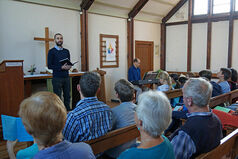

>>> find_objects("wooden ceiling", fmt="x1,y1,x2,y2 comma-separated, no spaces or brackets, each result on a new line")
17,0,180,23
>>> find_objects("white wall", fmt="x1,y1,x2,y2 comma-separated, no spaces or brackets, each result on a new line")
134,20,161,71
191,23,207,72
211,21,229,73
232,20,238,71
0,0,81,73
166,24,188,71
88,14,127,101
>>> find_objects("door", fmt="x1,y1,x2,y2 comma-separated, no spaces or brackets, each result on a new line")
135,41,154,79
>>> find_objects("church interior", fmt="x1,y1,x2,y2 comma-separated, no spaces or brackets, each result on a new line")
0,0,238,158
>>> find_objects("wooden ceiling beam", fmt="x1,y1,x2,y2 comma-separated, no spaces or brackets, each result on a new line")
80,0,95,10
162,0,188,23
128,0,149,18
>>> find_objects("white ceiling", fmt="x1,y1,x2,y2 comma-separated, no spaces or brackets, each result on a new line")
18,0,180,23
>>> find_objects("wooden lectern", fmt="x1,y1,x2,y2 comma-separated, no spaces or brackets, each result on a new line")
0,60,24,117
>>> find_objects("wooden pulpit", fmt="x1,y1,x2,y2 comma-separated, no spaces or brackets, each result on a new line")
0,60,24,117
94,68,107,103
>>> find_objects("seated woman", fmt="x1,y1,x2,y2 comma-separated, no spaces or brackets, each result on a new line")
157,71,172,92
118,91,175,159
18,91,95,159
105,79,137,158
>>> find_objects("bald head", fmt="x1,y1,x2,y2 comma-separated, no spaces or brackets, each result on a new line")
133,58,140,68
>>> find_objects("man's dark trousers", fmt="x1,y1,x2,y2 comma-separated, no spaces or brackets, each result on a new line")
52,77,70,111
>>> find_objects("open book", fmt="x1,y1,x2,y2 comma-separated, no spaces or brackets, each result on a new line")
59,58,78,66
1,115,33,142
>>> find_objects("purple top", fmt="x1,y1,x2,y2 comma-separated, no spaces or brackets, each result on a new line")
33,140,95,159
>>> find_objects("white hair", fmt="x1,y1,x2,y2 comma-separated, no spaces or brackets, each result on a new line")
183,78,212,107
136,91,172,138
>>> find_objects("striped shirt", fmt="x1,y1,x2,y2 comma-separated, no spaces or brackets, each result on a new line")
63,97,112,142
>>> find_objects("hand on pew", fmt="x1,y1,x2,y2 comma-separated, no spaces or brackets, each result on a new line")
6,139,18,159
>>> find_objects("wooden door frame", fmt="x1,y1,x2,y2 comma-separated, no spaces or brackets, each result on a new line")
135,40,154,72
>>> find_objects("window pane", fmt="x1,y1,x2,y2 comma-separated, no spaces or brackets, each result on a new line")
213,0,230,14
194,0,208,15
236,0,238,11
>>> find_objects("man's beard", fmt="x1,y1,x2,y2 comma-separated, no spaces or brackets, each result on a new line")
56,41,63,46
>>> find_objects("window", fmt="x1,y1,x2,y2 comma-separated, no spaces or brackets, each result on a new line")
213,0,230,14
236,0,238,11
193,0,208,15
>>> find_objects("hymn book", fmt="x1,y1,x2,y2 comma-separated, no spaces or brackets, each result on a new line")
1,115,33,142
59,58,78,66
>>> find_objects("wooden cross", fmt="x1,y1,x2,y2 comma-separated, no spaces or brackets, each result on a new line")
34,27,54,66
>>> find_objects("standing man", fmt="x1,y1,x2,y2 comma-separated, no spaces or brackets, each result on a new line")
128,58,142,100
48,33,71,111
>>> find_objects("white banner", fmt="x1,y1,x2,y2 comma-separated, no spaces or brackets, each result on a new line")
105,38,116,61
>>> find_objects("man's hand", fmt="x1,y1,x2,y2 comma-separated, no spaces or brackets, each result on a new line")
61,63,72,70
232,108,238,116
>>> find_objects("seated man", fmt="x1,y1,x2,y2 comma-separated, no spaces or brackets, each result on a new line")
128,58,142,101
170,78,223,159
199,69,222,97
106,79,137,158
18,92,95,159
217,68,231,94
63,72,112,142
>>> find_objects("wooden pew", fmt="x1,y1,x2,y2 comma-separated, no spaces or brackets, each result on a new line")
86,125,139,155
85,89,183,155
197,128,238,159
165,89,183,99
167,71,218,79
209,89,238,108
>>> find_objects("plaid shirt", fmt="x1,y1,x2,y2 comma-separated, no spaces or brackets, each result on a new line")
171,112,212,159
63,97,112,142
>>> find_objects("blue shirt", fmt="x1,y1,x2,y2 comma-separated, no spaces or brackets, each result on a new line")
33,140,95,159
47,47,70,78
118,136,175,159
63,97,112,142
171,111,214,159
210,81,222,97
112,102,136,129
157,84,170,92
16,143,38,159
218,81,230,94
106,102,136,158
128,65,141,82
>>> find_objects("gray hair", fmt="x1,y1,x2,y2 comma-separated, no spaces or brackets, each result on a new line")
136,91,172,138
114,79,134,102
183,78,212,107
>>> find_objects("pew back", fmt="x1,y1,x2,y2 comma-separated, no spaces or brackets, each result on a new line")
209,89,238,108
86,125,139,155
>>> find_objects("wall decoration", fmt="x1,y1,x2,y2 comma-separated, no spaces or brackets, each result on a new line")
100,34,119,68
